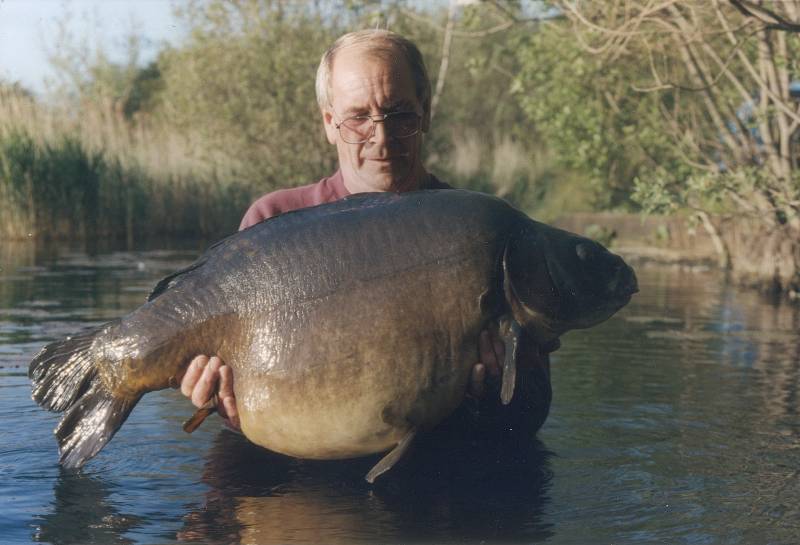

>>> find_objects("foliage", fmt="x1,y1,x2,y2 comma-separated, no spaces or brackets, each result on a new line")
0,131,100,237
372,1,573,215
513,20,696,210
156,0,340,191
124,61,165,119
548,1,800,226
151,0,563,211
0,91,250,241
537,0,800,291
1,0,596,240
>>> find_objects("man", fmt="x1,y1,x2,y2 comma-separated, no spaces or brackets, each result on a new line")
179,29,551,436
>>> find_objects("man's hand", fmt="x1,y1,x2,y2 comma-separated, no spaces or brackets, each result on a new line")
469,329,505,399
179,329,506,432
178,355,240,430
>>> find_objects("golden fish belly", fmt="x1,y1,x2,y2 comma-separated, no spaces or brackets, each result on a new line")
233,257,490,459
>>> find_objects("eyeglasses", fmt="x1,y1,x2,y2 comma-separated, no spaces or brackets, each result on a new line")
334,111,422,144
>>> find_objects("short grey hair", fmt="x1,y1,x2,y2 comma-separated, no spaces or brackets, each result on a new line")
315,30,431,114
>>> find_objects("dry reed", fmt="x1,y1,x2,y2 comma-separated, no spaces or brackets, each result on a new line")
0,90,249,242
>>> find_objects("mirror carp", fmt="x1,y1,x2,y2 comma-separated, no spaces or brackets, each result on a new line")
29,190,637,481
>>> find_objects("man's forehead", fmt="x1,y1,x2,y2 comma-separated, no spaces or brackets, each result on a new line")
329,46,417,111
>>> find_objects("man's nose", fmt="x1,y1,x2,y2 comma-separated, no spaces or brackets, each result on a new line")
368,119,390,144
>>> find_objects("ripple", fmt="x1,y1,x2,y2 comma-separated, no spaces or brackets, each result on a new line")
2,256,800,544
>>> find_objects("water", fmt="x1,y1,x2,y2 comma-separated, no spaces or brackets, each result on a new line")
2,241,799,544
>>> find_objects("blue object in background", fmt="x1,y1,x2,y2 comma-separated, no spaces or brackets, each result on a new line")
790,80,800,99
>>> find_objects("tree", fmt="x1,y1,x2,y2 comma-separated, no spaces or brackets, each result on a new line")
156,0,340,191
546,0,800,293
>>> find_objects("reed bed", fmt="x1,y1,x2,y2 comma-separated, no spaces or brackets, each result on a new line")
0,89,562,242
0,91,251,242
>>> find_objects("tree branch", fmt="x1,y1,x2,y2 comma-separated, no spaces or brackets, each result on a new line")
430,0,457,122
729,0,800,33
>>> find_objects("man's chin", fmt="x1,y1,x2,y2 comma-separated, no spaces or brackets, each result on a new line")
359,170,412,192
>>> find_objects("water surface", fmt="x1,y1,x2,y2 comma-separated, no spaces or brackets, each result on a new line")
1,241,799,544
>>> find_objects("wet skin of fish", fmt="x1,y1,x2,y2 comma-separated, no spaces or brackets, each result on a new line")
29,190,638,481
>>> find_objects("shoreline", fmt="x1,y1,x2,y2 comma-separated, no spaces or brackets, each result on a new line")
554,211,720,267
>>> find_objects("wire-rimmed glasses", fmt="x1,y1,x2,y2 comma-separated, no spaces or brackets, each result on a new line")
334,111,421,144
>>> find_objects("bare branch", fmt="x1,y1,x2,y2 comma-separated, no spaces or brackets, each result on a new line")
667,6,750,163
729,0,800,33
696,210,731,267
430,0,456,122
399,8,515,38
712,1,800,126
398,0,560,39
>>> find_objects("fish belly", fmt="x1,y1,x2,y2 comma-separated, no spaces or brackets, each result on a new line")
234,257,490,459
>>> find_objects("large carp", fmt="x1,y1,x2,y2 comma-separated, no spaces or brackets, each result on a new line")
29,190,637,481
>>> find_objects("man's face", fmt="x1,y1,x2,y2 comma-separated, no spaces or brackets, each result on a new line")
322,46,429,194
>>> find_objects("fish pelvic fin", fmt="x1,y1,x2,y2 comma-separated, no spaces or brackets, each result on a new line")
365,428,418,484
28,320,137,468
498,315,521,406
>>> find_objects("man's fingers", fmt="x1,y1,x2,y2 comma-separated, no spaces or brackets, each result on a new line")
181,355,209,397
221,395,240,430
190,356,223,408
217,365,238,422
469,363,486,398
179,354,240,430
218,364,235,400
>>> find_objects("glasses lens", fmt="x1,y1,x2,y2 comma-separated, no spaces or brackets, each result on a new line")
340,116,372,143
385,112,420,138
338,112,421,143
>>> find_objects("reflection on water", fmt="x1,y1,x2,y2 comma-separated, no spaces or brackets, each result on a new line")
2,242,800,544
34,471,141,545
176,429,552,544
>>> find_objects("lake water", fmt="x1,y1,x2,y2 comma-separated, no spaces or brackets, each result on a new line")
1,240,799,544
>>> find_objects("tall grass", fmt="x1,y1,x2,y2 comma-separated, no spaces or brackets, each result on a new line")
439,129,593,221
0,90,251,242
1,88,572,243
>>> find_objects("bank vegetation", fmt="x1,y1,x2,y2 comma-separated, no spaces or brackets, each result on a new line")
1,0,799,295
0,1,571,245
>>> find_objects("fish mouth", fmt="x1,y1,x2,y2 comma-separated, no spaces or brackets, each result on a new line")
619,264,639,297
610,265,638,310
564,261,638,329
604,259,638,300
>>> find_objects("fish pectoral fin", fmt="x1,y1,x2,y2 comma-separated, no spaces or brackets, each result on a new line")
365,428,418,484
182,396,218,433
498,314,522,405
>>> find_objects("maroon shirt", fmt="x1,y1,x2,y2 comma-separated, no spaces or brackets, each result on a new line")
239,170,451,230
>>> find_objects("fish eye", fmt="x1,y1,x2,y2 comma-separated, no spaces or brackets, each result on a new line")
575,242,595,262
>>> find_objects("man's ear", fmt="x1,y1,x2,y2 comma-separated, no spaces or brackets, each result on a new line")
322,108,338,145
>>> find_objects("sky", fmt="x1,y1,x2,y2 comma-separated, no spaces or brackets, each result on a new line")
0,0,561,96
0,0,185,95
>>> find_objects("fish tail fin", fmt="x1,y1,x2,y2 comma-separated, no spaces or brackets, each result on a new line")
55,382,138,468
28,321,137,468
29,325,106,412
